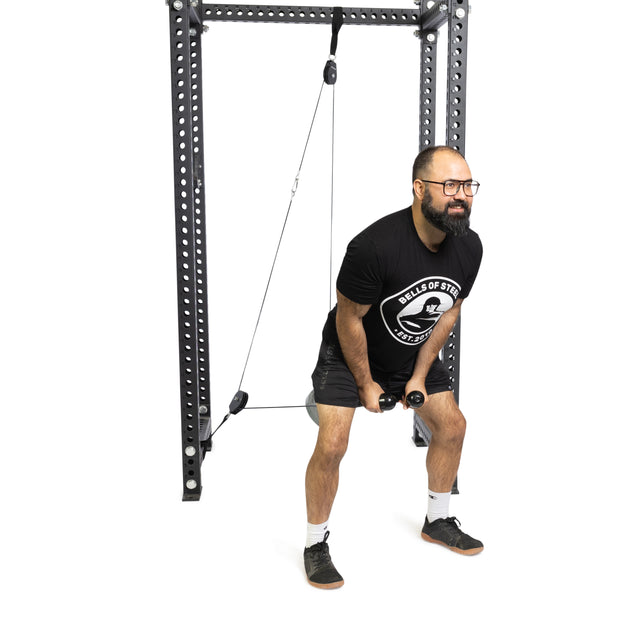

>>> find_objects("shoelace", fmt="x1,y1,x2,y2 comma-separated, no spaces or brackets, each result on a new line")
310,543,329,560
442,516,462,528
308,532,331,564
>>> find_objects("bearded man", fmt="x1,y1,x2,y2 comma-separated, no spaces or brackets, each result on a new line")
303,146,484,589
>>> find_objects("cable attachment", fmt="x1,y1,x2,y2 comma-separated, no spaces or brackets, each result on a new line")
229,390,249,415
323,7,343,85
291,172,300,198
210,390,249,439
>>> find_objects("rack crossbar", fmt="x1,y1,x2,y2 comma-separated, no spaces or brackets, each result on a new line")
202,4,420,26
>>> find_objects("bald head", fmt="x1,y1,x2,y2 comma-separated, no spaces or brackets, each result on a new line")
412,146,466,183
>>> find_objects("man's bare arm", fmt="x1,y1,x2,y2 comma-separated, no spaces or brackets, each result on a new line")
404,298,463,407
335,290,385,412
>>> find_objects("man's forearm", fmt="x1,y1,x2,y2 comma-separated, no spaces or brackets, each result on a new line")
336,311,374,390
411,302,462,380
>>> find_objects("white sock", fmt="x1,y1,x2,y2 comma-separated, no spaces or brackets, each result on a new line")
427,490,451,523
306,521,329,548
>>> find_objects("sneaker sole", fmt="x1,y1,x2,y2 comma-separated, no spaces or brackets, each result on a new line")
421,532,484,555
307,577,345,590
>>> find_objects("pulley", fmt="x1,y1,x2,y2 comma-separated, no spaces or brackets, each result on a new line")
210,8,346,438
323,7,343,86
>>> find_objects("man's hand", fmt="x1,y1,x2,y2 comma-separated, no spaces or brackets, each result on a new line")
402,378,428,410
358,381,387,413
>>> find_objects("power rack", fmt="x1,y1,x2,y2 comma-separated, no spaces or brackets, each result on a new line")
167,1,471,500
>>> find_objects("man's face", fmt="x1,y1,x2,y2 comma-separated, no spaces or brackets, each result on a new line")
419,152,473,237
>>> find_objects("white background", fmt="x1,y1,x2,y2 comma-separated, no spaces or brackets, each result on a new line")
2,1,639,638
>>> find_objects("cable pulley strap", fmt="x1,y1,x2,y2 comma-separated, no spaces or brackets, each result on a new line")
323,7,343,85
329,7,343,57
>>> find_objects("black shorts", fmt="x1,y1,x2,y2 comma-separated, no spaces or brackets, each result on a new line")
311,340,452,408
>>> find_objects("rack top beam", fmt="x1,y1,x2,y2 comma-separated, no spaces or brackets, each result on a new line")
202,4,420,26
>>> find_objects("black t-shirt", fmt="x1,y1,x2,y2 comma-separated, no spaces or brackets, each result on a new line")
322,207,483,373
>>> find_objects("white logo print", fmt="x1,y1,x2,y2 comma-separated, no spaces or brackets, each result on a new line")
380,277,461,346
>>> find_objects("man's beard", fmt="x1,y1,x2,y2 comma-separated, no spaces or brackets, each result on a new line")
421,192,471,237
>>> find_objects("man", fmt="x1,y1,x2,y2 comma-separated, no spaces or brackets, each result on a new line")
303,146,484,589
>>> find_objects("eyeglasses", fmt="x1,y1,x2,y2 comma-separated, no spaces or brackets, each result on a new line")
419,179,480,197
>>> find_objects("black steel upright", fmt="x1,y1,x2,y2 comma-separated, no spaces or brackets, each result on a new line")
412,1,470,472
441,0,469,405
168,1,213,501
168,1,471,499
419,26,437,148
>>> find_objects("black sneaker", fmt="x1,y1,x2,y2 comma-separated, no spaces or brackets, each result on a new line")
303,531,344,589
421,516,484,555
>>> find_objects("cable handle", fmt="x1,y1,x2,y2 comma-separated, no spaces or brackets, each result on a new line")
379,391,425,411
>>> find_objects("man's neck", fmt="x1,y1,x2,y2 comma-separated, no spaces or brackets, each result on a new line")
412,202,446,253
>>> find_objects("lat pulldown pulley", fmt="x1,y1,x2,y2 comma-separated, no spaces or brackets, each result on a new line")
215,8,345,436
209,390,250,440
323,7,343,84
213,8,423,437
229,391,249,415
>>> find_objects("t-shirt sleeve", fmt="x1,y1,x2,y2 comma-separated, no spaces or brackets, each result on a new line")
459,234,483,298
336,233,384,305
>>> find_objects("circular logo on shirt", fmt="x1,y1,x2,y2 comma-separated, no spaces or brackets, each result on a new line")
380,277,461,345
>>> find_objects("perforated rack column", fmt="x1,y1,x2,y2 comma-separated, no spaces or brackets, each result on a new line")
419,29,437,149
442,0,469,405
167,1,471,499
412,2,470,485
169,0,212,501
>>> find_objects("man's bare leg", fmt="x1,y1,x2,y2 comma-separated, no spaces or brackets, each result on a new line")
305,403,355,524
415,390,483,555
414,390,466,493
303,403,355,589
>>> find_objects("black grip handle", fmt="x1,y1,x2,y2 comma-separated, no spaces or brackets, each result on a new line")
406,390,425,409
378,393,397,411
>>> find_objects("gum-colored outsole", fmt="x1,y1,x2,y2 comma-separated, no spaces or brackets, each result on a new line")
421,532,484,556
307,578,345,589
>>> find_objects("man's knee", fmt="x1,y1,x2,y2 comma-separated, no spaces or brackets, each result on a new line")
316,432,350,466
444,410,466,446
418,396,467,446
313,404,354,466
